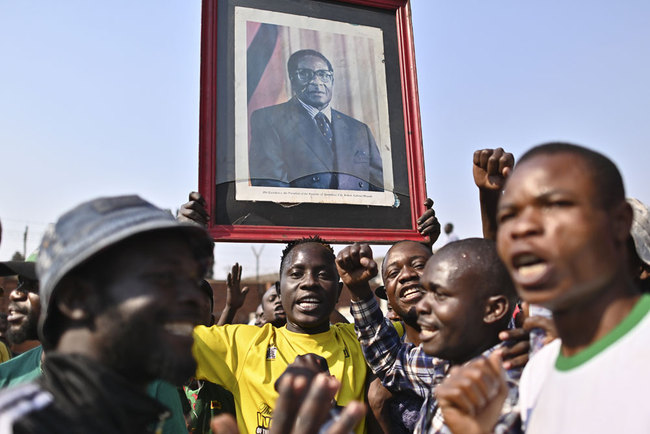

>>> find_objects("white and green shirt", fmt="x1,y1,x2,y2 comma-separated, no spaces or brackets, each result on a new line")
519,294,650,433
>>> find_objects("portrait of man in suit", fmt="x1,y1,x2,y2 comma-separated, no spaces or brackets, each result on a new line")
248,49,384,191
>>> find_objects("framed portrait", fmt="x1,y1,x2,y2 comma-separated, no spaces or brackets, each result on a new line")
199,0,427,243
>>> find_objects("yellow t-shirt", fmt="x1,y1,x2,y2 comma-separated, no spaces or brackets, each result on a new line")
0,341,10,363
193,323,370,434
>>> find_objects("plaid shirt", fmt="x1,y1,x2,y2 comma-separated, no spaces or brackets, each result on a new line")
351,297,522,434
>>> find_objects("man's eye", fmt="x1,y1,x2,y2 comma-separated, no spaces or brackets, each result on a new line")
319,271,334,280
547,200,573,208
497,210,514,224
412,261,425,269
433,291,446,301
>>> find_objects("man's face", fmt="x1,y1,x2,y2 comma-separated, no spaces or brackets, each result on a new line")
262,286,286,327
279,243,339,334
92,232,204,385
382,241,432,329
7,278,41,345
496,153,625,311
415,254,488,363
291,55,333,110
254,304,264,327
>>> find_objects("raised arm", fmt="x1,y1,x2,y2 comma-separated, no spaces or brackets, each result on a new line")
216,263,250,326
336,243,446,397
473,148,514,240
417,198,442,247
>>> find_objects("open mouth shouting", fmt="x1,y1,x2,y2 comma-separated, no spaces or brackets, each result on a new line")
163,321,195,338
511,252,551,288
417,319,439,343
295,295,323,314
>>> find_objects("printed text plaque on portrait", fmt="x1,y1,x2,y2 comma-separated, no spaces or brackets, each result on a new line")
199,0,427,243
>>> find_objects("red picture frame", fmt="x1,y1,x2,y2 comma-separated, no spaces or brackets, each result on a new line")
198,0,426,244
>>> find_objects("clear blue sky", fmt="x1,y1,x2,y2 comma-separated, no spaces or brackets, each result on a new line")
1,1,649,279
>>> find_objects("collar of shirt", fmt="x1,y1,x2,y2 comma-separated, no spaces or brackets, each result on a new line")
297,98,332,122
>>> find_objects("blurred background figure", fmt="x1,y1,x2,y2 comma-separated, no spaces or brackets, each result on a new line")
443,222,459,244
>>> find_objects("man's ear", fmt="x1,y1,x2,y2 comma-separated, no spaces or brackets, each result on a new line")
54,276,98,321
611,200,634,245
483,295,509,324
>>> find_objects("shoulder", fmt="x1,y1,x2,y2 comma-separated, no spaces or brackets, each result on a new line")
0,346,42,385
330,322,358,336
520,339,561,395
0,382,54,429
331,109,369,129
251,100,300,120
194,323,277,344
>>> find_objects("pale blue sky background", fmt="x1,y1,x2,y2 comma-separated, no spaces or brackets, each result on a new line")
1,1,649,279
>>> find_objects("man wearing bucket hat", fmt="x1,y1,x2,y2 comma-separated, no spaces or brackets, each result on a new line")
0,195,213,433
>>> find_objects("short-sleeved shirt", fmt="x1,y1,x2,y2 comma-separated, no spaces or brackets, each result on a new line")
193,323,384,434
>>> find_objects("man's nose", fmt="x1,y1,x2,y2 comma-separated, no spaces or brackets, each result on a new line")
398,265,419,283
509,207,543,240
9,288,26,301
300,271,318,288
415,293,433,316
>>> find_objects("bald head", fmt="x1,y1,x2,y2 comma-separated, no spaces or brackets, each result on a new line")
434,238,517,317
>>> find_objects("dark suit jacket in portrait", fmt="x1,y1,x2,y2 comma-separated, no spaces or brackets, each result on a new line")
248,98,384,191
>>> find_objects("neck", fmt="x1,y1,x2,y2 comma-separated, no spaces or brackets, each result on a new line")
403,323,421,345
285,322,330,335
553,277,640,357
449,333,501,366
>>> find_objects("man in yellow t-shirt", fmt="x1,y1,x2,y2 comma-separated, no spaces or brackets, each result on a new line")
193,237,377,434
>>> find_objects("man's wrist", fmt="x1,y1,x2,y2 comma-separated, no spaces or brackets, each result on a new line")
345,282,374,301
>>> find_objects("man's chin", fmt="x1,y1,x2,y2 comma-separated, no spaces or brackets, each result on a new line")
401,309,420,330
7,326,31,346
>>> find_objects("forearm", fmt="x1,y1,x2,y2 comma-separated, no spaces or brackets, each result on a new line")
216,306,237,326
351,297,433,397
479,189,500,241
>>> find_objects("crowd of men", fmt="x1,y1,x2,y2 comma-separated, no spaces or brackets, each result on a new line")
0,143,648,433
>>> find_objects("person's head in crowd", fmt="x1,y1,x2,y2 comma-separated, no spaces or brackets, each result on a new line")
263,282,286,327
288,49,334,110
385,303,400,321
37,195,213,387
496,142,634,311
444,223,453,235
198,280,215,327
0,253,40,346
254,304,264,327
278,236,341,334
627,198,650,293
376,240,432,331
416,238,517,364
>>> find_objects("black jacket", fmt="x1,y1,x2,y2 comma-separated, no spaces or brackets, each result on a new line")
0,353,170,433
